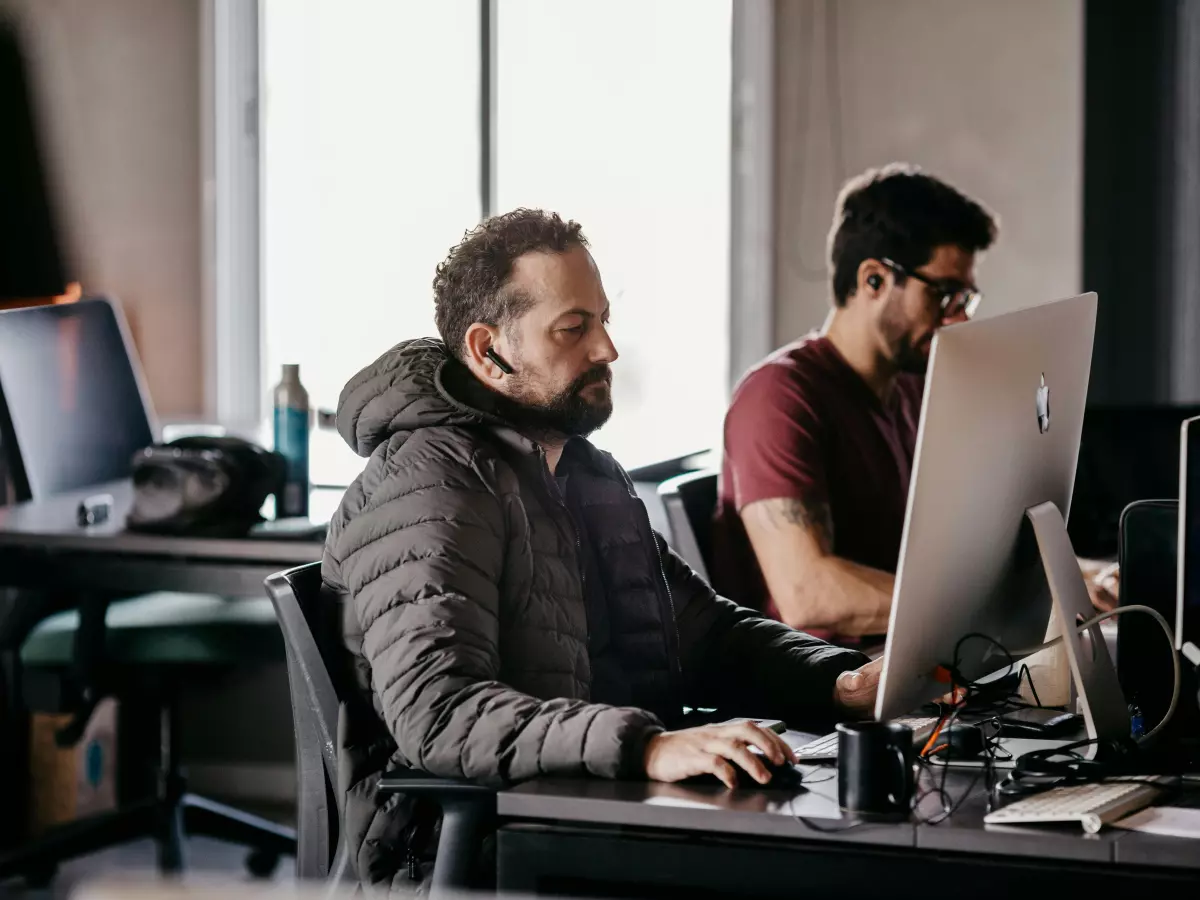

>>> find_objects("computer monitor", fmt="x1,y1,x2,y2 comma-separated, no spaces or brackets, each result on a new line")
0,297,156,500
875,293,1112,724
1177,416,1200,652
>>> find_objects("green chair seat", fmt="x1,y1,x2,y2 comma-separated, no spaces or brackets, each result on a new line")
20,593,285,667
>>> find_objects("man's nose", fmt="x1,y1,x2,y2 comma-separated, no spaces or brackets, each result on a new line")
591,324,619,364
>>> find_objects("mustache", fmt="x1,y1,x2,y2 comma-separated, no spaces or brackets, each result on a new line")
571,365,612,391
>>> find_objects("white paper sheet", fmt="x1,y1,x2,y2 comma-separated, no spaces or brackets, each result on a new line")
1114,805,1200,839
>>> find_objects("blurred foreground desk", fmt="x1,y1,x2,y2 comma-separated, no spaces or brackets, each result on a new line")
496,732,1200,900
0,479,335,598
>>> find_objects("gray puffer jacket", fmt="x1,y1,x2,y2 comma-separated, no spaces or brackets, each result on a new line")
321,339,867,893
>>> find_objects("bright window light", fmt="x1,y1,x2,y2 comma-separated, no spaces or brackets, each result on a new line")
261,0,731,480
262,0,480,483
496,0,732,469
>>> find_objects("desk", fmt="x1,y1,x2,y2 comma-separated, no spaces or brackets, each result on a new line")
0,479,337,597
496,731,1200,899
0,479,339,852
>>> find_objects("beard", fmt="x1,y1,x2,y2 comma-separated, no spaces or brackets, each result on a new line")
893,336,931,375
497,364,614,440
880,294,932,375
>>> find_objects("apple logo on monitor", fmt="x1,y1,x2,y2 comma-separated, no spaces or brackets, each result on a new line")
1036,373,1051,434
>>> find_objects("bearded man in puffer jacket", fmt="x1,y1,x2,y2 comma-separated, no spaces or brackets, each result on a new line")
322,208,883,893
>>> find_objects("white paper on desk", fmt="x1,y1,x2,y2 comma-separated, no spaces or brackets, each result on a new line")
1114,806,1200,839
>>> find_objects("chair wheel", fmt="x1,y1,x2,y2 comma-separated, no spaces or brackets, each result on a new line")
246,849,280,879
24,862,58,888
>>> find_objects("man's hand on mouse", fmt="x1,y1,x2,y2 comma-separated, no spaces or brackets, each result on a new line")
642,720,796,790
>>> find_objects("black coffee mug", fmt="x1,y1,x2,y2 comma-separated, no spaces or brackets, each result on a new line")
837,721,915,817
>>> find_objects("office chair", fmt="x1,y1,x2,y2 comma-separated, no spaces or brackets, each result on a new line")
0,595,298,885
657,469,719,581
626,449,712,484
0,298,297,882
264,562,495,896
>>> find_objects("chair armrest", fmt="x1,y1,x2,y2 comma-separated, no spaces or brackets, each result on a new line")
378,767,495,893
378,767,494,798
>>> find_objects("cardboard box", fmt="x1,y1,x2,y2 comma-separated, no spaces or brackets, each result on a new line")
28,697,118,835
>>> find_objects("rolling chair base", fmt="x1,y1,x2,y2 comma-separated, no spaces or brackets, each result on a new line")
0,698,297,887
0,788,296,885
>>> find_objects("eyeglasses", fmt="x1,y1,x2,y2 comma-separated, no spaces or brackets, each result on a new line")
880,258,983,320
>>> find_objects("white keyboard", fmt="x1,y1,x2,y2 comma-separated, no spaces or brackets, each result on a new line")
793,716,941,761
984,778,1167,834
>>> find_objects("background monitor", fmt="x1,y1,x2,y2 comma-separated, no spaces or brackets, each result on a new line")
0,297,156,500
1069,404,1200,559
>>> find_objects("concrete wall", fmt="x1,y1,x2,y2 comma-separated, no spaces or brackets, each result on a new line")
1,0,203,416
773,0,1084,344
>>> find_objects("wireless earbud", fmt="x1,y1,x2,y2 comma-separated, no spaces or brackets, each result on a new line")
485,347,514,375
867,273,883,290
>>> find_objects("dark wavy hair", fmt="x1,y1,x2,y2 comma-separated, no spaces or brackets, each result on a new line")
827,164,998,307
433,208,588,358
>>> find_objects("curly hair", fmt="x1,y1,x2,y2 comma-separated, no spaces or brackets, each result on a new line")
433,208,589,358
827,163,998,307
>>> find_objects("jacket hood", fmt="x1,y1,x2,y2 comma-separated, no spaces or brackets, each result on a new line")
336,338,510,457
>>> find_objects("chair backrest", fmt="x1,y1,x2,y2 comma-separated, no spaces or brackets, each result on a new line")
657,469,718,581
264,561,349,882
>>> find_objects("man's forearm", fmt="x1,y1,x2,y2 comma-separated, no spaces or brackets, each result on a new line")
740,496,894,637
774,555,894,636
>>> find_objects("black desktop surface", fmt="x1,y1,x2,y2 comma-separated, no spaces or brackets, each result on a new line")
0,298,154,500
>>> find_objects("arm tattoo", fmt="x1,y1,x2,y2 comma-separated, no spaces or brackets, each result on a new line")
763,497,834,552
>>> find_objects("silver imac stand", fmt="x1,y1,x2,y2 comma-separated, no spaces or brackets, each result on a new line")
1025,501,1130,758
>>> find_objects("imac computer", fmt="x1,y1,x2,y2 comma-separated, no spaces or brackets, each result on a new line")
873,292,1129,750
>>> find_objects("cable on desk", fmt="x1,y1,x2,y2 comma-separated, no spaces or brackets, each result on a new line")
910,632,1036,824
1018,663,1042,707
1010,604,1180,743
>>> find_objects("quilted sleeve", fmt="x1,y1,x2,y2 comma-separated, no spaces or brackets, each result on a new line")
332,443,662,786
662,533,868,723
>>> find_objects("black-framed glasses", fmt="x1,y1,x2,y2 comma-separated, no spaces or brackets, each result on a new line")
880,257,983,320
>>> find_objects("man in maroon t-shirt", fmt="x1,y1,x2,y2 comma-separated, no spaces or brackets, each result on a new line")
713,164,1117,646
713,165,995,646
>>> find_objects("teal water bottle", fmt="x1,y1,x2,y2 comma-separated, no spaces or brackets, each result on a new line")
273,364,310,518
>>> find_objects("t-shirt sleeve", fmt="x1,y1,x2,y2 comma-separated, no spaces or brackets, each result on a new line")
723,362,828,511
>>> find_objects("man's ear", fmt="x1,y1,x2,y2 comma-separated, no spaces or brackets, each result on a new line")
856,259,891,302
464,323,506,381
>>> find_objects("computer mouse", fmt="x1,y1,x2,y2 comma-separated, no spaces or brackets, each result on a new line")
736,759,806,790
688,759,806,790
931,724,986,760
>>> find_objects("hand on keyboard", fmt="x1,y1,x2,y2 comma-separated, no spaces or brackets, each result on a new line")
834,658,883,716
834,658,967,719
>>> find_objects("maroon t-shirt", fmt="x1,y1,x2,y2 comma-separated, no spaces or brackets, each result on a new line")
711,334,924,643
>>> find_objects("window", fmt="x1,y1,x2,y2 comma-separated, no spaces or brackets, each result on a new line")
496,0,732,468
261,0,480,484
258,0,732,480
